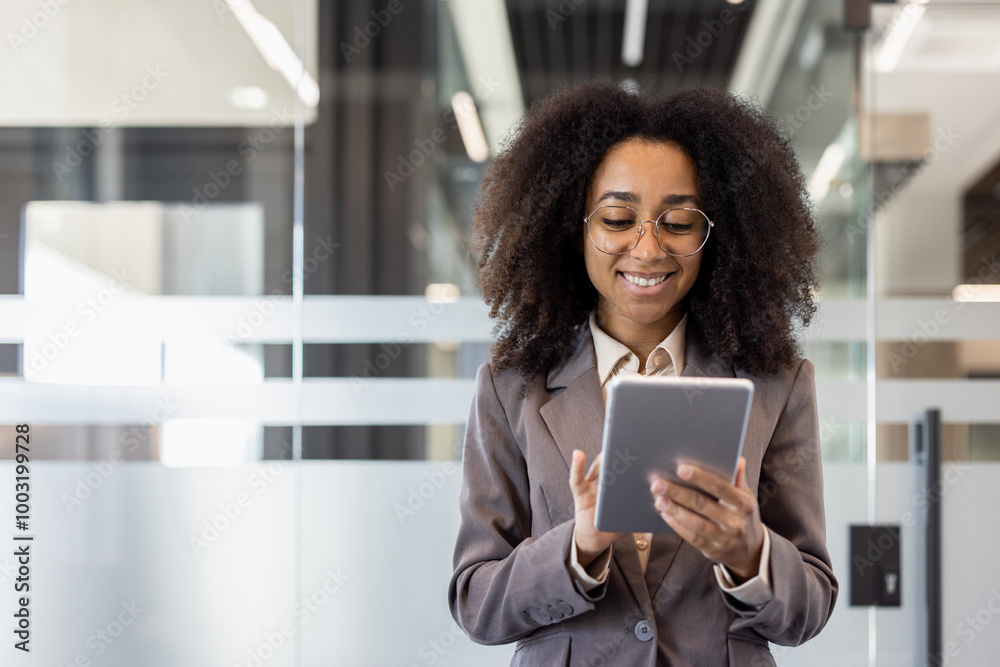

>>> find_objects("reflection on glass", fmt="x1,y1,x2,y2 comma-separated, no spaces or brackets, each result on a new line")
23,200,265,385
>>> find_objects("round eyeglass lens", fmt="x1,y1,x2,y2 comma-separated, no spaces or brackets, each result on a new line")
586,206,710,256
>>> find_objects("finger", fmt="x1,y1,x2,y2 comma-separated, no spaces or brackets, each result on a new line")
735,457,749,490
677,463,754,515
654,481,736,530
658,509,698,548
649,475,666,495
657,498,718,551
569,449,584,489
585,452,603,482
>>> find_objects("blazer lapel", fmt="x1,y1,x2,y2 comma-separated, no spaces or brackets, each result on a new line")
539,329,605,470
539,328,651,612
612,532,655,619
644,328,736,600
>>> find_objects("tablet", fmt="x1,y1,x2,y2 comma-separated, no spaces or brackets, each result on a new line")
594,375,754,534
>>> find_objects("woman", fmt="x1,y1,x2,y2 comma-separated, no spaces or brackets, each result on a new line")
448,82,837,666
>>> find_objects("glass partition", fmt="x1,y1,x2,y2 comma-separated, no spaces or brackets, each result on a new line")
1,0,310,664
864,2,1000,665
4,0,998,664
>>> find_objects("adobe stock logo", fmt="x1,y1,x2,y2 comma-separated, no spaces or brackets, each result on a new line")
394,462,458,523
51,66,169,182
7,0,73,54
672,5,747,72
600,449,639,487
339,0,414,63
24,268,135,380
545,0,585,30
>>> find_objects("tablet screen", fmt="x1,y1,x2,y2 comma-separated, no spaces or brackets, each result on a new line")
594,376,754,534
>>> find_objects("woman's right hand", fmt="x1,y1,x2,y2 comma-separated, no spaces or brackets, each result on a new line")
569,449,622,567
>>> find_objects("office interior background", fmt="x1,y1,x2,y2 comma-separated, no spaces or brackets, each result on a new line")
0,0,998,664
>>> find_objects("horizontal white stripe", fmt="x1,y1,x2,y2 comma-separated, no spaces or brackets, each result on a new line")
0,296,998,343
0,378,476,425
0,378,998,424
0,295,495,343
813,379,1000,423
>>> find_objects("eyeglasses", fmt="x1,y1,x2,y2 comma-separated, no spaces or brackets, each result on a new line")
583,205,714,257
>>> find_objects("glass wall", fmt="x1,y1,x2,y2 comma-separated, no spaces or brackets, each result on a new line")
864,2,1000,665
1,0,998,665
2,1,310,664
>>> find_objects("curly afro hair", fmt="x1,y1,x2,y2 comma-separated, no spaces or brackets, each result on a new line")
472,81,820,380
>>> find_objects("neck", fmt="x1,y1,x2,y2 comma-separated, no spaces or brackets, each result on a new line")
596,305,684,372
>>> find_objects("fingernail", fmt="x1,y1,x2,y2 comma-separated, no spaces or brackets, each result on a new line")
678,464,692,479
655,497,670,511
651,479,665,494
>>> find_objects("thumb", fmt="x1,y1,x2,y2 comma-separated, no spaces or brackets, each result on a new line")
585,451,603,482
735,457,749,490
569,449,585,489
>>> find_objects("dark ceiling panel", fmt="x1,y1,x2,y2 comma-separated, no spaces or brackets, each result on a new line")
506,0,757,105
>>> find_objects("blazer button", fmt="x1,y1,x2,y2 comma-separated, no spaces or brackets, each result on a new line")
556,601,574,615
634,620,653,641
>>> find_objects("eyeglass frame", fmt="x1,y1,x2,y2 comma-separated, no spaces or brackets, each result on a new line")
582,204,715,258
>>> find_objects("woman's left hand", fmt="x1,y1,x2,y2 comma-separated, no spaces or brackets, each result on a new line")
649,457,764,581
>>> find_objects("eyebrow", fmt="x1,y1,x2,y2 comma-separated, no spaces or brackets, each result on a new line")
595,191,701,207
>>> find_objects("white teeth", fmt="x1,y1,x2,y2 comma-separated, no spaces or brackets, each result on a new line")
624,273,667,287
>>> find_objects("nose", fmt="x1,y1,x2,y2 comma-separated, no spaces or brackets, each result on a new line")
630,220,667,262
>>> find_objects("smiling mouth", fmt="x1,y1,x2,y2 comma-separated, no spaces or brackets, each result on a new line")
621,272,673,287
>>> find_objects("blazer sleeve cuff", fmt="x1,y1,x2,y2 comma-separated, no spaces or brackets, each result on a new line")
714,529,773,608
516,519,609,622
724,526,837,647
568,525,612,598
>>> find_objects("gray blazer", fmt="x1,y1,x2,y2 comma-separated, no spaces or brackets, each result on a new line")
448,326,838,666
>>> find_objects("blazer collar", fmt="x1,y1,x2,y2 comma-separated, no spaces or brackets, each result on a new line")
544,319,730,389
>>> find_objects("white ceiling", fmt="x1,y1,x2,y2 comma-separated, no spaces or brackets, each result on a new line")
0,0,317,126
871,1,1000,195
870,1,1000,295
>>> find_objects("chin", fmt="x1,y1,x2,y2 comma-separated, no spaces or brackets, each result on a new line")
621,305,678,324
